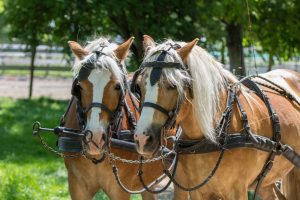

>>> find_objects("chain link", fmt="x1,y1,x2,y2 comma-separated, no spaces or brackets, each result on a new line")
36,131,82,158
100,148,176,164
36,127,175,164
91,145,175,164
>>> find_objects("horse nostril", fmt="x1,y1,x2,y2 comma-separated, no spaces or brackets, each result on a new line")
147,135,153,145
134,133,138,139
135,140,140,149
143,131,149,136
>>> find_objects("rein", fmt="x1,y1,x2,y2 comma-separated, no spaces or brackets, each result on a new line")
133,45,300,197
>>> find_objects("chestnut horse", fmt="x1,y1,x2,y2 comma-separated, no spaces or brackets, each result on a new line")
134,35,300,199
63,37,186,200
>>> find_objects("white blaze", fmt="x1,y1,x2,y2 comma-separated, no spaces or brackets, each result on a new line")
136,69,159,135
86,69,111,133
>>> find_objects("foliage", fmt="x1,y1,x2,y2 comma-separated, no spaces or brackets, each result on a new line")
2,0,300,73
252,0,300,60
3,0,55,48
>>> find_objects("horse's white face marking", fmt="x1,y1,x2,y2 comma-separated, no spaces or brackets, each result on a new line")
85,69,111,135
136,69,159,135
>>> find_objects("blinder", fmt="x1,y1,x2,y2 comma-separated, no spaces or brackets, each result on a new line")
131,44,192,129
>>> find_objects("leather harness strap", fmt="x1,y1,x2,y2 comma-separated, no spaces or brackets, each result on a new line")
140,102,172,117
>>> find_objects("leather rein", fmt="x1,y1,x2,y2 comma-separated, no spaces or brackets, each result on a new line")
132,45,300,198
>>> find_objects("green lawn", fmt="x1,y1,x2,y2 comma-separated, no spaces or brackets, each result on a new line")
0,97,258,200
0,97,143,200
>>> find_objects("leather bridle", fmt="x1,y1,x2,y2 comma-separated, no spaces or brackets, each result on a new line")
132,44,192,130
71,47,127,162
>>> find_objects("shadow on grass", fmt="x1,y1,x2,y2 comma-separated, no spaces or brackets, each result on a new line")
0,97,68,164
0,97,72,199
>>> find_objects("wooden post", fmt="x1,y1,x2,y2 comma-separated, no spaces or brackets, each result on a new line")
29,45,37,98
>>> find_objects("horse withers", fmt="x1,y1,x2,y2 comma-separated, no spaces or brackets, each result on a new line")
133,35,300,199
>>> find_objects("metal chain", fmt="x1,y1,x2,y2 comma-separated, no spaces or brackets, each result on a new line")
36,131,82,158
100,148,175,164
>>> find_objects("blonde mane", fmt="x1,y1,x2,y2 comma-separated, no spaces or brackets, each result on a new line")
72,37,126,86
144,39,238,142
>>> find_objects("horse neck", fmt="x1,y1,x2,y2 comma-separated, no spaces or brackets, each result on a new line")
178,88,228,140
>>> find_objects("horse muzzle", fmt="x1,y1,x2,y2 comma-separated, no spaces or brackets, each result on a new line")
82,129,107,155
134,129,160,157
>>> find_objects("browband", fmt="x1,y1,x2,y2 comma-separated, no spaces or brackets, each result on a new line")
140,61,185,69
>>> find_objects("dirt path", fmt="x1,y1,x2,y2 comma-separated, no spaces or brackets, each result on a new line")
0,75,72,99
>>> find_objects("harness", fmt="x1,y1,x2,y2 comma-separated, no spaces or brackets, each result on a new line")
132,45,300,198
34,47,138,164
32,43,300,198
32,47,178,194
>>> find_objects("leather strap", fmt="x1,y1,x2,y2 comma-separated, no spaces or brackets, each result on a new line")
84,102,114,117
140,102,172,117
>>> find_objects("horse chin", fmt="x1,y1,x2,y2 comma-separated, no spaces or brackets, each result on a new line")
140,143,160,159
84,138,106,156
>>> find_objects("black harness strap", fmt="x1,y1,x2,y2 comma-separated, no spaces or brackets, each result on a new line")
84,102,114,117
150,50,167,86
141,61,184,69
140,102,171,117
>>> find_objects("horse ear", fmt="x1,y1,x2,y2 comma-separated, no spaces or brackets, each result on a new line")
143,35,155,53
114,36,135,61
177,38,199,61
68,41,89,60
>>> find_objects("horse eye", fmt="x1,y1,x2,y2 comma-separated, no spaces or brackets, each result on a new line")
167,84,177,90
115,83,121,90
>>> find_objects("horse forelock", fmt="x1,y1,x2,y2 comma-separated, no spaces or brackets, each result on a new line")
142,40,192,101
72,37,125,89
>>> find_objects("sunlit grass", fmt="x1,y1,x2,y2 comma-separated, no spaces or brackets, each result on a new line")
0,97,142,199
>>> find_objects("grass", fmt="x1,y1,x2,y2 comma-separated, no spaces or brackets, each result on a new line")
0,97,258,200
0,97,69,199
0,97,142,200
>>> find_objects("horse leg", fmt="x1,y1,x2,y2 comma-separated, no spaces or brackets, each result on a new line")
103,189,130,200
259,183,286,200
225,186,248,200
67,170,94,200
141,191,157,200
282,167,300,200
173,186,188,200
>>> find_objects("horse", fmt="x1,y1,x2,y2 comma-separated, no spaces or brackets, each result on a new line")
62,37,186,200
133,35,300,199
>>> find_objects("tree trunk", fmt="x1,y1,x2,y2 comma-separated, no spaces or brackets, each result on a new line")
131,31,144,67
268,54,274,72
29,45,37,98
226,22,245,76
221,40,226,64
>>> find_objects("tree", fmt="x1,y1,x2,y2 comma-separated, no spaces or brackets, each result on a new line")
96,0,201,64
195,0,246,76
4,0,56,98
252,0,300,71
